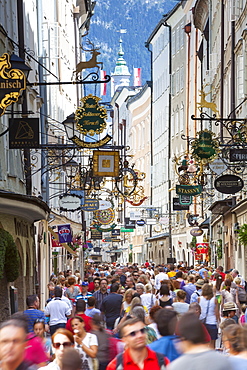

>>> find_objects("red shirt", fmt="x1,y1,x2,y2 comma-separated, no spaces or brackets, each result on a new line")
66,313,92,333
106,347,169,370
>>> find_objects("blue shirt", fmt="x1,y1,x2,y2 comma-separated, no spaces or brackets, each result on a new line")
23,309,46,333
148,335,181,362
190,289,202,303
183,283,196,304
75,292,92,306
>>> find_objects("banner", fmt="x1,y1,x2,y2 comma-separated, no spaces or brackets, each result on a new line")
51,233,62,248
196,242,209,254
134,67,141,86
100,70,107,96
57,224,72,243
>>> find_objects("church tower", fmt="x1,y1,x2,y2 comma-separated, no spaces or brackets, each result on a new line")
111,37,131,96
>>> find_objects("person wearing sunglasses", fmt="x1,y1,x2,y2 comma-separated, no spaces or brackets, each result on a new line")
42,328,74,369
106,318,169,370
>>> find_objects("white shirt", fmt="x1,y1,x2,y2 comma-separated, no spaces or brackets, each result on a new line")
154,272,169,290
45,298,71,326
41,359,60,369
75,333,98,370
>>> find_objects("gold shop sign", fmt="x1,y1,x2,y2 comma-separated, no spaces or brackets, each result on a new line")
0,53,26,116
72,94,112,148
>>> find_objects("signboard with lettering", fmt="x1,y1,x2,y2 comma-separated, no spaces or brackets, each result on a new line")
176,184,202,196
190,227,203,237
111,229,120,236
72,94,111,148
0,53,26,116
192,129,219,163
125,217,136,229
9,118,39,148
173,197,190,211
136,219,146,226
214,174,244,194
90,228,102,240
209,158,227,175
81,198,99,211
59,194,82,211
230,148,247,162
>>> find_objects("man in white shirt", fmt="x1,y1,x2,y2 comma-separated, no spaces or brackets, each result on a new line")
45,286,71,335
154,267,169,292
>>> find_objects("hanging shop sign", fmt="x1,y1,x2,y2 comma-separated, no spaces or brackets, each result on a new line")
214,174,244,194
93,150,120,177
57,224,72,243
176,184,202,196
136,219,146,226
98,200,112,210
90,228,102,240
9,118,39,148
72,94,111,148
0,53,26,116
95,208,115,225
120,228,134,232
59,194,82,211
81,198,99,211
94,223,117,232
209,158,227,175
191,129,219,163
179,194,192,206
230,148,247,162
111,228,120,236
190,227,203,237
196,242,209,254
173,197,190,211
125,217,136,229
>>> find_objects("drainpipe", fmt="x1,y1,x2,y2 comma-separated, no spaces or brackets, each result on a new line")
163,20,172,259
145,42,153,241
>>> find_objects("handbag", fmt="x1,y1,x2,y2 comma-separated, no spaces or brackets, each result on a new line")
201,299,210,324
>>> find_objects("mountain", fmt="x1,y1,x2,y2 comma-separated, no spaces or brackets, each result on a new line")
86,0,176,100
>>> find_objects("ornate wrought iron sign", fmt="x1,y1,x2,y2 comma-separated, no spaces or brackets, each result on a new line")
176,184,202,196
214,174,244,194
0,53,26,116
72,94,112,148
191,129,219,164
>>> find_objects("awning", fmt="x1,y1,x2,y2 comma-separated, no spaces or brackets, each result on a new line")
146,232,169,241
49,227,77,256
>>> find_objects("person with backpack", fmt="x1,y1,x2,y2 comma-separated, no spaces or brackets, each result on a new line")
190,279,204,303
106,318,169,370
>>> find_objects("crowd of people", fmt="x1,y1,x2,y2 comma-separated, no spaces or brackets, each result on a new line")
1,261,247,369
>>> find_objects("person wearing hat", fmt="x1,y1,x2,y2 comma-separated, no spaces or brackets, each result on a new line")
190,279,204,303
222,302,238,324
75,281,93,306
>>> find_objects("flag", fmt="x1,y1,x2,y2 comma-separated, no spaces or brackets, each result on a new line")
133,68,141,86
100,70,107,96
57,224,72,243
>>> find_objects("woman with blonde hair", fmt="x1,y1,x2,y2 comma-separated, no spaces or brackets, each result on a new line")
122,288,133,312
222,324,247,368
199,283,219,348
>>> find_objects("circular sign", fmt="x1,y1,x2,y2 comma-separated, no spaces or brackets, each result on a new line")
95,208,115,225
214,174,244,194
190,227,203,237
136,219,146,226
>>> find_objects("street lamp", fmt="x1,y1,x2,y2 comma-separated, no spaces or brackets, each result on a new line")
10,53,32,80
62,113,76,140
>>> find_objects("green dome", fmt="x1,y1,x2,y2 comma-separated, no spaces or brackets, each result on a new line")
113,38,131,76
